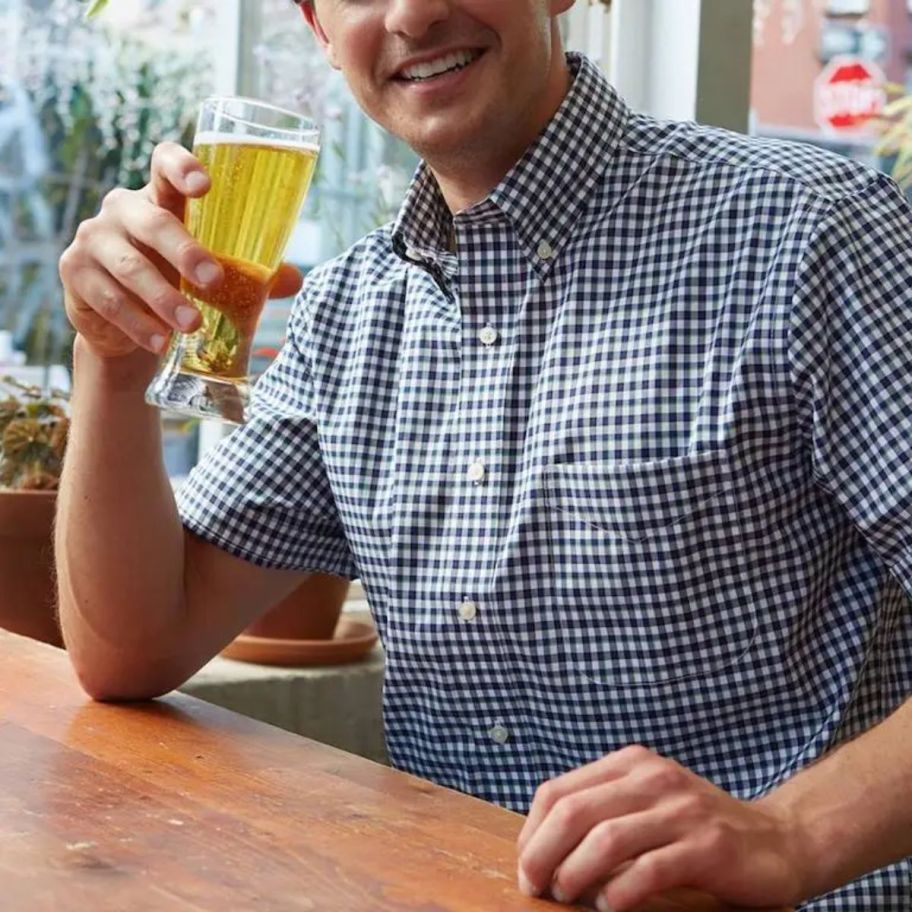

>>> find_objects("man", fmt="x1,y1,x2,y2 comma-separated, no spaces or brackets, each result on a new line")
56,0,912,909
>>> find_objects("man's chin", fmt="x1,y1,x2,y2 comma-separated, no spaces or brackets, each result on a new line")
398,117,489,164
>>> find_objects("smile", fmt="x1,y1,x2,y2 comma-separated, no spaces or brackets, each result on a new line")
395,48,485,83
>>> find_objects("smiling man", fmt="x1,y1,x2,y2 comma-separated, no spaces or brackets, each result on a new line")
56,1,912,910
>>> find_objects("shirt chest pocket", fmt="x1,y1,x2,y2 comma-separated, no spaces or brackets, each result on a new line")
542,450,757,686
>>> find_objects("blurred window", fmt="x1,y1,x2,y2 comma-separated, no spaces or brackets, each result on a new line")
0,0,219,370
751,0,912,188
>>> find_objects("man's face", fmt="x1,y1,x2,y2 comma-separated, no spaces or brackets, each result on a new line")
303,0,574,162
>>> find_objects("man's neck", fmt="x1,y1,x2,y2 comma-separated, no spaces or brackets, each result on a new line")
427,57,572,215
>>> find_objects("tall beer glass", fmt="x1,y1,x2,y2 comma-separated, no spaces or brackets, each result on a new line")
145,97,319,424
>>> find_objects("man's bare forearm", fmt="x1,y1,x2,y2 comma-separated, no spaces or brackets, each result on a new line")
56,335,186,694
760,696,912,901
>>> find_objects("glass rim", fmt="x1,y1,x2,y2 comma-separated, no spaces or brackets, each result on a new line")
200,94,319,141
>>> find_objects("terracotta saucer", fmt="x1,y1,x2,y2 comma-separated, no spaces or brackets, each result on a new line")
221,618,379,667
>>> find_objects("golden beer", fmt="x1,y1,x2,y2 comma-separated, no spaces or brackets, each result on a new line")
145,97,320,424
178,138,318,380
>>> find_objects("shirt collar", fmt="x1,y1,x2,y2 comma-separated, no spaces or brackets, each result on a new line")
392,53,630,275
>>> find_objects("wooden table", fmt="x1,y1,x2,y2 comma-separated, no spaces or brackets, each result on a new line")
0,630,791,911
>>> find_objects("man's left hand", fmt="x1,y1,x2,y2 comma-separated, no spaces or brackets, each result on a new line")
516,745,806,911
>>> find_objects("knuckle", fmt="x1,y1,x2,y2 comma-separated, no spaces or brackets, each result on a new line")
148,286,179,315
126,313,157,344
57,247,74,280
152,141,191,177
101,186,129,211
590,819,617,852
96,287,124,320
552,795,585,831
146,206,175,233
669,793,704,825
150,141,176,169
643,761,682,793
619,744,652,763
635,852,667,890
71,218,97,248
535,779,559,810
175,238,203,269
699,820,730,855
153,140,182,159
113,251,145,282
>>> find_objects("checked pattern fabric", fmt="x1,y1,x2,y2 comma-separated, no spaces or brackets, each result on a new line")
177,53,912,908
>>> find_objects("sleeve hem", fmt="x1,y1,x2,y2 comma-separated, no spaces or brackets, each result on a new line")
181,516,358,581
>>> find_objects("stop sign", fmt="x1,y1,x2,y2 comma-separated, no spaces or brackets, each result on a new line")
814,55,886,134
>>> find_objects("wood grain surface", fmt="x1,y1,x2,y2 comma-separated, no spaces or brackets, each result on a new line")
0,630,791,912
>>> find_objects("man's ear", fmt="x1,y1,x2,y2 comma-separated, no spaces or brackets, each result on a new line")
301,1,341,70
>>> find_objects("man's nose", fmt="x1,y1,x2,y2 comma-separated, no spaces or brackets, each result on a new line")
384,0,450,39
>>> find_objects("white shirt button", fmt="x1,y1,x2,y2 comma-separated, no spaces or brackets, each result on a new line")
405,245,419,260
479,325,498,346
458,600,478,621
467,460,486,484
489,724,509,745
537,240,555,260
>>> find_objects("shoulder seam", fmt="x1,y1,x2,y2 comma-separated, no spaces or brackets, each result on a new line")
622,115,883,206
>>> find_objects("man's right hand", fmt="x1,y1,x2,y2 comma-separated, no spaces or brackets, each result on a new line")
59,141,224,361
60,139,306,370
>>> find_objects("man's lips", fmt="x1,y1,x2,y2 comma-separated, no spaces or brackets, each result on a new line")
390,47,487,83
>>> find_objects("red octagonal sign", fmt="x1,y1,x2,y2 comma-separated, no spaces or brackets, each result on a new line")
814,55,886,134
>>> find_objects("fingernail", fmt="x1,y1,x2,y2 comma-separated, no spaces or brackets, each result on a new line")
175,306,198,331
184,171,208,193
597,897,615,912
194,260,220,286
150,334,167,353
551,883,570,903
517,869,539,897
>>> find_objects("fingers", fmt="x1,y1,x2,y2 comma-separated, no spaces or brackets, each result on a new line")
87,234,201,336
597,843,696,912
548,810,670,906
269,261,304,299
518,746,651,853
64,277,171,356
518,781,648,899
146,141,211,214
118,195,223,291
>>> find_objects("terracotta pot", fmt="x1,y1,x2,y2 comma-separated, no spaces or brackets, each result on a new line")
0,490,62,648
242,572,350,641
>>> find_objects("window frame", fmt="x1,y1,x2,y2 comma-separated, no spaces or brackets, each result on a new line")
605,0,753,131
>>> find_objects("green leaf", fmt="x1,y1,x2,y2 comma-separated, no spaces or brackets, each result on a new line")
882,96,912,117
84,0,111,20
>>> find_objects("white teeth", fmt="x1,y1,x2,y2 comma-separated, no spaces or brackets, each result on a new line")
400,49,479,82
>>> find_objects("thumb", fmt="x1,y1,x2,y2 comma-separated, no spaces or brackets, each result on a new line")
269,262,304,299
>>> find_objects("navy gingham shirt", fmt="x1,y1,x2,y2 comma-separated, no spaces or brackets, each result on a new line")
178,54,912,908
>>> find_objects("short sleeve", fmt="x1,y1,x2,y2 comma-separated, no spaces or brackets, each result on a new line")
789,172,912,597
175,280,358,579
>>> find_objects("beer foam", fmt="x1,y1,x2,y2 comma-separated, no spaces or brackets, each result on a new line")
194,132,319,154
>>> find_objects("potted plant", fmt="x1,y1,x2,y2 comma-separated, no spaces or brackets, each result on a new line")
874,83,912,191
0,376,69,646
